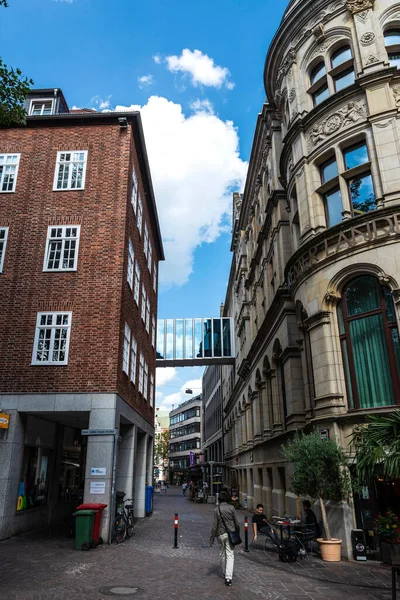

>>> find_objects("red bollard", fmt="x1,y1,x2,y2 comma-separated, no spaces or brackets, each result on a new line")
244,516,250,552
173,513,179,549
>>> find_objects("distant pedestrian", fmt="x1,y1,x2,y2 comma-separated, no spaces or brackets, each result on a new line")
210,490,240,587
182,482,187,496
164,482,168,493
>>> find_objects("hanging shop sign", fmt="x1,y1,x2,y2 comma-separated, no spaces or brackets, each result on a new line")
0,413,10,430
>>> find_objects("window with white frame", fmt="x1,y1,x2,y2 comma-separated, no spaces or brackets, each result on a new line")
146,298,150,333
127,239,134,289
139,352,144,394
131,167,138,214
44,226,80,271
54,151,88,191
308,45,355,107
141,284,147,322
32,312,72,365
150,373,154,407
30,100,53,116
134,261,140,305
147,240,152,273
123,323,131,374
137,193,143,235
144,223,149,260
0,154,20,193
0,227,9,273
153,262,157,292
130,335,137,384
152,315,156,347
143,360,148,400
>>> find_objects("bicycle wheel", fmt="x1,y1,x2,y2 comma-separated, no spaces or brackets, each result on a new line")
113,515,127,544
126,510,134,538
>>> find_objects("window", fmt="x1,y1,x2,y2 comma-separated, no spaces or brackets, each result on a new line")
54,151,87,191
0,154,20,192
127,239,134,289
130,335,137,384
44,226,80,271
137,193,143,235
123,323,131,374
153,262,157,292
131,167,138,213
147,240,152,273
146,298,150,333
150,374,154,407
30,100,53,116
134,262,140,305
32,312,72,365
317,140,375,227
144,223,149,259
385,29,400,69
0,227,9,272
308,45,354,107
139,353,144,394
337,276,400,409
143,361,148,400
152,316,156,347
141,285,146,322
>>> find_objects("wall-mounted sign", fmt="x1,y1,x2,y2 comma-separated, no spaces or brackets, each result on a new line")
90,481,106,495
0,413,10,430
91,467,106,476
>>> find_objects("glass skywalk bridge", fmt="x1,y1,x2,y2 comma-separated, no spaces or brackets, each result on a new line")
156,317,235,367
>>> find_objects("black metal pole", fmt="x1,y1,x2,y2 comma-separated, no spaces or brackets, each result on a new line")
173,513,178,549
244,516,249,552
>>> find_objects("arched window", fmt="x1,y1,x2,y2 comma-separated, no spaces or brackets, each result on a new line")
310,61,329,106
330,46,355,92
308,43,355,108
384,29,400,70
337,276,400,409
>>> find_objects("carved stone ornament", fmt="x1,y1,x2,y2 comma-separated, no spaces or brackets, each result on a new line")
355,10,369,22
360,31,375,45
289,88,296,103
324,290,341,305
393,85,400,108
366,54,379,65
307,100,367,150
310,36,342,61
276,49,296,86
346,0,375,14
313,23,325,41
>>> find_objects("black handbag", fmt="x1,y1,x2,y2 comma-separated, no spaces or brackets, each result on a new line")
218,507,242,546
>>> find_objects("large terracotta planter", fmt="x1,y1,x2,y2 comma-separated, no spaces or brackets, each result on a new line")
381,542,400,566
317,538,342,562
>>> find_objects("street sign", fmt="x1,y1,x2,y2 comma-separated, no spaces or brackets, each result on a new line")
81,428,118,436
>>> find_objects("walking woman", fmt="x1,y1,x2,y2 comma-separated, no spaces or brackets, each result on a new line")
210,490,240,586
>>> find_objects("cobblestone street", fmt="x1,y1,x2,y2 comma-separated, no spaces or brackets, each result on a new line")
0,487,397,600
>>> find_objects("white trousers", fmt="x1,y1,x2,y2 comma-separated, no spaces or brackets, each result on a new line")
218,533,234,580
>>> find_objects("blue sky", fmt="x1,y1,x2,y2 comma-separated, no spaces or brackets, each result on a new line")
1,0,287,408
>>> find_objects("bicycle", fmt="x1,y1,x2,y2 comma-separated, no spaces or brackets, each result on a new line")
113,496,135,543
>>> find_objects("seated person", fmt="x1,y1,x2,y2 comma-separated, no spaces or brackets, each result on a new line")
252,504,281,546
301,500,320,537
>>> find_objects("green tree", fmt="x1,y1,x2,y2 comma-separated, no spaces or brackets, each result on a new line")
154,430,170,465
282,432,352,540
0,1,33,126
349,410,400,487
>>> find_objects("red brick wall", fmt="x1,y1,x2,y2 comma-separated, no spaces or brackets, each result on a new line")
0,121,159,425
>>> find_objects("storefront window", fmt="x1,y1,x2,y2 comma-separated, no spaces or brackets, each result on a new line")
17,445,52,511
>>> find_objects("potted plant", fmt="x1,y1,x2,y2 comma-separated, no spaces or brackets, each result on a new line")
375,511,400,566
283,431,352,562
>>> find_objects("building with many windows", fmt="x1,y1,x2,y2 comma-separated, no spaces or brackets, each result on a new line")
0,88,164,540
222,0,400,559
168,395,202,485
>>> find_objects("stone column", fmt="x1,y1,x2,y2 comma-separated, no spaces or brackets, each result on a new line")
253,467,262,507
0,409,25,540
246,468,254,512
134,432,148,519
116,424,136,501
245,405,253,447
252,388,263,443
270,370,283,434
262,467,273,519
272,467,286,517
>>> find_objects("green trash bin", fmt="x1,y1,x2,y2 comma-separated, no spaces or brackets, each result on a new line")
73,509,97,550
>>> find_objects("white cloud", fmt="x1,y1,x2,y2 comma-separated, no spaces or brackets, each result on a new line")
113,96,247,287
52,0,74,3
156,367,178,388
157,378,202,410
138,74,155,89
153,55,162,65
164,49,234,90
91,95,112,110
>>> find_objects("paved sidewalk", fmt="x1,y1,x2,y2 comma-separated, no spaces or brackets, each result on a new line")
0,486,397,600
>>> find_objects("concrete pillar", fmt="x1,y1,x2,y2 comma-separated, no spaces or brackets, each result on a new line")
0,410,25,539
115,424,136,501
246,468,254,511
253,467,262,507
262,467,273,519
272,466,286,517
147,435,154,486
134,432,148,518
84,407,117,540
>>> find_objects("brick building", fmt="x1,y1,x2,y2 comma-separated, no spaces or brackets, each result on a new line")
0,88,164,540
